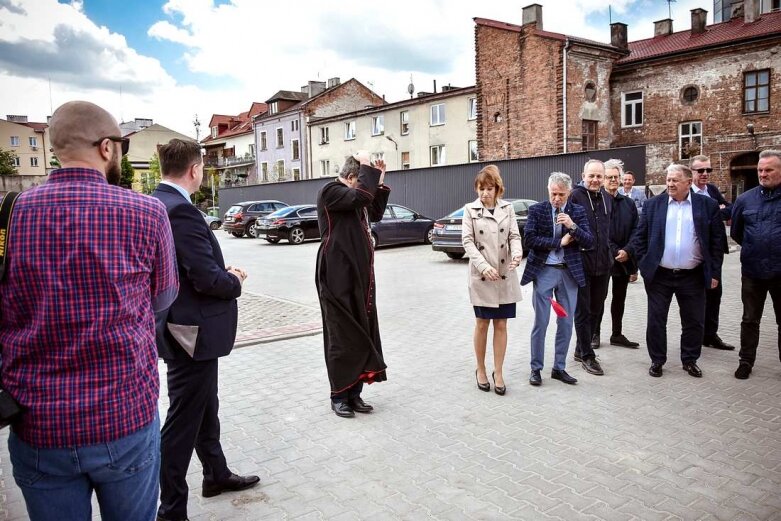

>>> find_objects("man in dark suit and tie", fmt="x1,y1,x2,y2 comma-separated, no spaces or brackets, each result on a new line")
689,154,735,351
631,163,726,378
153,139,259,521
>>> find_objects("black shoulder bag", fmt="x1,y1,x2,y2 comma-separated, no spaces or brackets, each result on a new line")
0,192,23,428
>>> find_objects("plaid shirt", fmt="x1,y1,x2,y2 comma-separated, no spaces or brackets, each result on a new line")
0,168,178,448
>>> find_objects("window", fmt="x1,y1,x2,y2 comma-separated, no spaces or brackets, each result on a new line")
345,121,356,140
621,91,643,127
269,101,278,115
29,136,38,147
400,111,409,135
292,139,300,161
430,145,446,166
582,120,598,151
401,151,410,169
211,127,217,139
468,98,477,120
291,120,299,132
260,131,267,150
744,69,770,113
468,140,478,162
681,85,699,103
276,128,284,148
12,156,20,167
371,115,384,136
275,159,285,180
430,104,445,126
679,121,703,160
320,160,330,177
10,136,19,147
261,162,269,182
30,157,38,167
774,0,780,10
248,144,255,156
394,206,415,220
584,81,597,102
370,152,384,163
292,167,301,181
320,127,329,144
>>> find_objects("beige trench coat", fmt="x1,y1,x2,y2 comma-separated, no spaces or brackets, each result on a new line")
462,198,524,308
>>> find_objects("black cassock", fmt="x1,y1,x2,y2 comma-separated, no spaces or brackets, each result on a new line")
315,164,390,395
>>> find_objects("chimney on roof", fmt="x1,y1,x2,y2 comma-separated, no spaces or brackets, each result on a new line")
522,4,543,30
691,8,708,34
610,22,628,50
744,0,760,22
6,115,28,123
327,77,340,88
654,18,673,36
303,80,326,98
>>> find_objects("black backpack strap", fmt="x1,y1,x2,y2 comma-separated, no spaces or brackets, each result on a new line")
0,192,20,281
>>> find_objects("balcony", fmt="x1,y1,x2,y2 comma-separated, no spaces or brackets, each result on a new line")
205,154,255,169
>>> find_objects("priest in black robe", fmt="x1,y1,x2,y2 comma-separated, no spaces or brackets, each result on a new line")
315,151,390,418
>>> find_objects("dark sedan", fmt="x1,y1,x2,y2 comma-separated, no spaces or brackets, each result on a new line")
431,198,537,259
370,204,435,248
253,205,320,245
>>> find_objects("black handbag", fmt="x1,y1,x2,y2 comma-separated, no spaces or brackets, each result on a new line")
0,191,23,428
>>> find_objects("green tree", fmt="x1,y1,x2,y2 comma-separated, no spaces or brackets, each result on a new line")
49,154,61,169
0,148,18,176
143,153,161,194
120,155,135,189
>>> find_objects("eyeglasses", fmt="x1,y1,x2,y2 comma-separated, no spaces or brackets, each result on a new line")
604,176,620,180
694,167,713,174
92,136,130,156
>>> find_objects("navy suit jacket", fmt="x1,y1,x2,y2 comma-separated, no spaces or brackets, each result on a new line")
630,192,726,287
521,200,594,287
152,183,241,361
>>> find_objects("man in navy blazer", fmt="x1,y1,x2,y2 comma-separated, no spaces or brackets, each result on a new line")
522,172,594,386
153,139,259,521
630,163,726,378
690,155,735,351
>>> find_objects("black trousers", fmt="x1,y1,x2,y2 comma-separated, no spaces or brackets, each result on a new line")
575,273,611,360
703,282,723,342
739,276,781,366
645,267,705,365
332,381,363,404
158,354,230,520
594,272,631,337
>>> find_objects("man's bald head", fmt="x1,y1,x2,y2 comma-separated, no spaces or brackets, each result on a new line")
50,101,121,162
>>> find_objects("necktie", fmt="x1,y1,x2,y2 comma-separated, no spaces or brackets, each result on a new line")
554,208,564,238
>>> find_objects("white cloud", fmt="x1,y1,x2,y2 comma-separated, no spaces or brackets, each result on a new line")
148,21,197,47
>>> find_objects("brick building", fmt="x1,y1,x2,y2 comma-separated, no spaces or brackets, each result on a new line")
475,1,781,198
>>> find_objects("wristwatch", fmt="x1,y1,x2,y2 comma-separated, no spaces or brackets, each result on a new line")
568,223,579,235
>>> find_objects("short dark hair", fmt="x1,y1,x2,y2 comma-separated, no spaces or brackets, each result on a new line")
159,138,202,178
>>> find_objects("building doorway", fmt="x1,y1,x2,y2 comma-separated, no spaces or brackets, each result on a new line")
730,152,760,200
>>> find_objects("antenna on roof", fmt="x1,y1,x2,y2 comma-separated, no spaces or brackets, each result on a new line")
609,5,612,24
667,0,676,20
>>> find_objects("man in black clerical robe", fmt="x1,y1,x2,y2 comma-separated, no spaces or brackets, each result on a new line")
315,151,390,418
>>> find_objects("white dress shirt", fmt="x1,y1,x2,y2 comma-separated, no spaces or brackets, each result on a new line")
694,185,711,198
660,193,703,269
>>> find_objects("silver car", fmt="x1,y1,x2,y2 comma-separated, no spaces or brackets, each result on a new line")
200,210,222,230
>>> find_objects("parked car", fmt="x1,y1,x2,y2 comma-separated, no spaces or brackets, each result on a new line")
431,198,537,259
199,209,222,230
370,204,435,248
223,200,288,238
253,204,320,245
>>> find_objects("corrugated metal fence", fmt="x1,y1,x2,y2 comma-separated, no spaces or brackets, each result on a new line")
218,146,646,220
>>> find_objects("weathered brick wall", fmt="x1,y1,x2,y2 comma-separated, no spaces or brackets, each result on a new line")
307,80,384,118
565,48,616,153
610,40,781,187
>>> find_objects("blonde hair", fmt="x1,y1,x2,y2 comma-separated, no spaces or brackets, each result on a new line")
474,165,505,198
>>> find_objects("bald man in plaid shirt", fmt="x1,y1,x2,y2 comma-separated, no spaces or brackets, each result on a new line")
0,101,178,521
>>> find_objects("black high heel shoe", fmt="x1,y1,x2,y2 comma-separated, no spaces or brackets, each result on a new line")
492,372,506,395
475,370,490,392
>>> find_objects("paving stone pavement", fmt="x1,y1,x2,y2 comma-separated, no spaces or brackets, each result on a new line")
234,293,322,347
1,239,780,521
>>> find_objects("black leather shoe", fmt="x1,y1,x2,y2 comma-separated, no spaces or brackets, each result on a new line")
202,473,260,498
331,401,355,418
703,335,735,350
348,396,373,413
475,370,490,392
492,372,506,395
682,362,703,378
591,334,600,349
734,362,752,379
649,363,663,377
581,356,604,375
529,369,542,386
610,334,640,348
573,352,583,362
551,369,577,384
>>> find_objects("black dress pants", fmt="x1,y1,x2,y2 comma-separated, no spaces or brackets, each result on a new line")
703,282,723,342
594,272,631,337
575,273,610,360
739,276,781,366
645,267,705,365
158,354,230,520
332,381,363,404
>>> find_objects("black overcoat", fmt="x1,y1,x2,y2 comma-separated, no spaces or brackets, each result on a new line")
315,164,390,395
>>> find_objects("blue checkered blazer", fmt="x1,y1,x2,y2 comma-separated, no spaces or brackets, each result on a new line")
521,200,594,287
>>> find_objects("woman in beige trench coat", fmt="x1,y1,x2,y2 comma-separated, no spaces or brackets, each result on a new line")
462,165,523,395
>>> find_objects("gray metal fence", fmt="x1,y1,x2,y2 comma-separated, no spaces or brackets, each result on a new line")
218,146,646,220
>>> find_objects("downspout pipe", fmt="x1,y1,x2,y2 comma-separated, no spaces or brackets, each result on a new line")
563,38,570,153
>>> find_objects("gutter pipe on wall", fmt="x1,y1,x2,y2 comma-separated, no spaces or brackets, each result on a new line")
562,38,570,154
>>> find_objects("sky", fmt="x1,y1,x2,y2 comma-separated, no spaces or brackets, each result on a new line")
0,0,715,139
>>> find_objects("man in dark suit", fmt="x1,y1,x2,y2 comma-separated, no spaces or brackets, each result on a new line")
153,139,259,521
690,154,735,351
522,172,594,386
631,164,726,378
